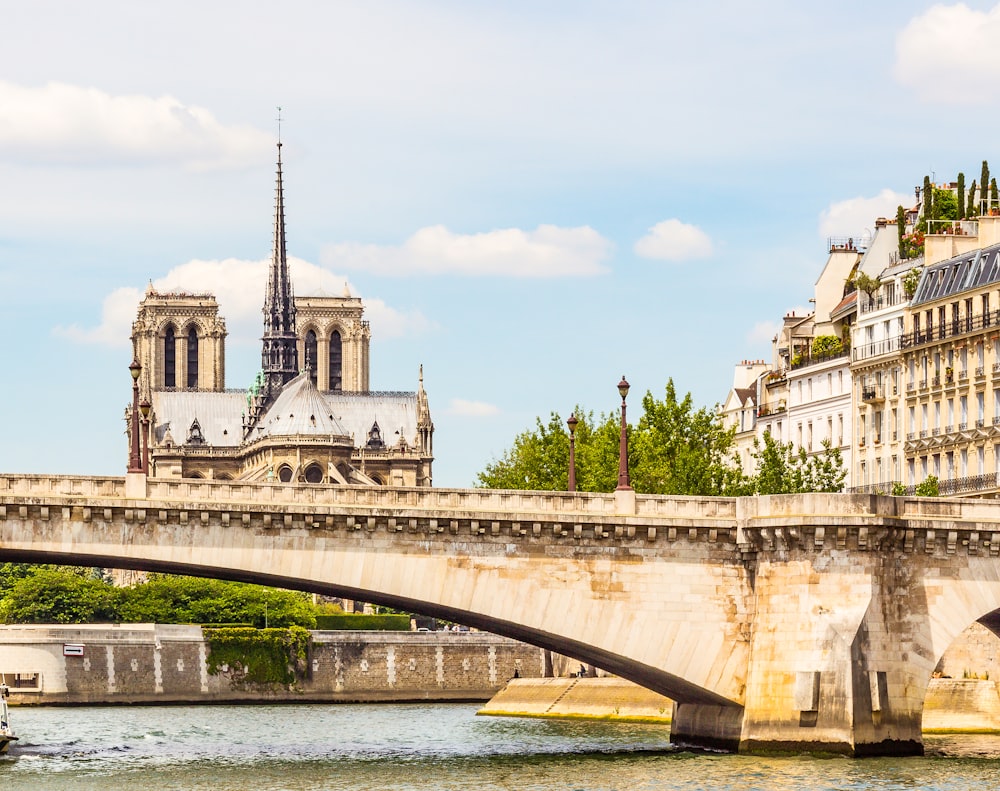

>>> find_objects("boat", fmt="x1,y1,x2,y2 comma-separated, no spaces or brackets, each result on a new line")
0,684,16,754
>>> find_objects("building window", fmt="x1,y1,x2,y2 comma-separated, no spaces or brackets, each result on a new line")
961,449,968,476
978,391,986,424
278,465,293,483
304,463,324,484
979,446,986,475
164,326,176,388
186,327,198,388
329,330,343,391
304,330,318,384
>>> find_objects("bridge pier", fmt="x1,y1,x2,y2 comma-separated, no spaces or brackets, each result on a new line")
669,702,743,752
731,496,928,756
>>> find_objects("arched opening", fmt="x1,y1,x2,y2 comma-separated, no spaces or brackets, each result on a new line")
164,326,176,388
216,473,232,481
305,330,318,385
185,471,204,479
370,474,384,485
187,326,199,388
277,465,294,483
330,330,342,391
304,463,324,484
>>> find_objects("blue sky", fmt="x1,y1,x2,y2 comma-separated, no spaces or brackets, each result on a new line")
2,1,998,486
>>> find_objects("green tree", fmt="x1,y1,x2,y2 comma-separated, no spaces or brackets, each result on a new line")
478,380,745,496
811,334,844,359
902,266,923,298
968,179,979,217
852,272,881,304
958,172,966,218
915,475,940,497
747,435,846,495
477,411,604,491
932,186,958,225
992,178,998,213
981,161,990,213
117,575,316,628
630,380,745,495
896,205,906,254
921,175,932,228
0,568,121,624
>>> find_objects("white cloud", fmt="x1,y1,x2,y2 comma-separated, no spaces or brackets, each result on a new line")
894,4,1000,104
746,320,781,348
633,219,713,261
448,398,501,417
818,189,910,238
53,257,431,347
322,224,612,277
53,286,141,348
0,80,271,168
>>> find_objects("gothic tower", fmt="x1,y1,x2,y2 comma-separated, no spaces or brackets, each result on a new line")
131,285,227,396
260,141,299,397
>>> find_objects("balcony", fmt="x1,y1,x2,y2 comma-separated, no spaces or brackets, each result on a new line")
849,473,997,497
861,384,885,403
976,366,986,379
899,308,1000,351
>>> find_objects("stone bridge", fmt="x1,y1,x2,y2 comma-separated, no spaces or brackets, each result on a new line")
3,473,1000,756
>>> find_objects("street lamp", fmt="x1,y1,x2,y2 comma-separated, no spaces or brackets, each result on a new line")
567,413,579,492
139,397,152,475
128,360,143,473
616,376,632,491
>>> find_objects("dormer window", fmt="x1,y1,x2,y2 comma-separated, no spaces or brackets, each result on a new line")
366,420,385,449
186,418,206,446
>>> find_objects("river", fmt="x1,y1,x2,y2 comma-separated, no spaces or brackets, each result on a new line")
3,703,1000,790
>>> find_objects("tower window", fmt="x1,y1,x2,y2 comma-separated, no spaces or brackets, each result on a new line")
305,330,317,384
164,326,176,388
330,330,343,391
187,326,199,388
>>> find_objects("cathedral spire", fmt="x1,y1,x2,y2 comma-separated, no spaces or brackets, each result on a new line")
260,139,298,398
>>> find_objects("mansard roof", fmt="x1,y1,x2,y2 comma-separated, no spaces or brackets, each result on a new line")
911,242,1000,306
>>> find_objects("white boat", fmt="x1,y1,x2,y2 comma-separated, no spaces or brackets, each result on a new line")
0,684,16,754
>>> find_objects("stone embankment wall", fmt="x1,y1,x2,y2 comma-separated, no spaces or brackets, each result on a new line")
0,624,543,705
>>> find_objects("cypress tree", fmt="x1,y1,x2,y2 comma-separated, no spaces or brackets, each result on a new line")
922,175,932,228
968,180,978,217
992,178,999,214
981,160,990,213
957,172,966,218
896,205,906,257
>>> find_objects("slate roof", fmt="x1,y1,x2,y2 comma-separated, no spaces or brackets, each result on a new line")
911,242,1000,306
152,382,420,449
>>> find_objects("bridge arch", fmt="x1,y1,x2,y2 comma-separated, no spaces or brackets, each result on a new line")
0,476,752,712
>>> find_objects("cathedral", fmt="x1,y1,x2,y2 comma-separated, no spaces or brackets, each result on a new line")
126,143,434,486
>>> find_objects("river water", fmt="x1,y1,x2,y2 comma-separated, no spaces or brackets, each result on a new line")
3,702,1000,790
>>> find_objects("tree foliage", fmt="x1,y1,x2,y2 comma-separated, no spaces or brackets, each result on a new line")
747,435,846,495
811,334,844,358
477,379,846,497
0,569,316,627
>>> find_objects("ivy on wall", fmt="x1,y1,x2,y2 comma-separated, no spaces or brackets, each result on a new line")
205,626,311,689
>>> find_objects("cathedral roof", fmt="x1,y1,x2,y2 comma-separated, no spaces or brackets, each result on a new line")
152,391,246,447
256,372,350,439
151,385,423,450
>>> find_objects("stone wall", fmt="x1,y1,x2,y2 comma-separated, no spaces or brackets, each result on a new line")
0,624,543,705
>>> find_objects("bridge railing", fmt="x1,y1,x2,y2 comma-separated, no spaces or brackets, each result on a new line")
0,474,125,498
0,474,738,521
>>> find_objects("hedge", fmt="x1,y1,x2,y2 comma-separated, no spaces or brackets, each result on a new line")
314,613,410,631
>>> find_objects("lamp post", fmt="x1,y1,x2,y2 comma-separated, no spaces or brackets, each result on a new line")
567,413,578,492
139,398,151,475
616,376,632,491
128,360,143,473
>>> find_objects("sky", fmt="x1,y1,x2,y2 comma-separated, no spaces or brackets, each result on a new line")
3,1,1000,487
